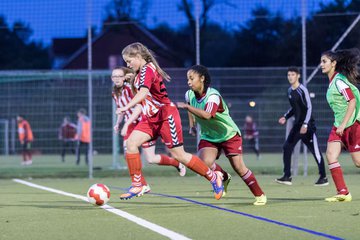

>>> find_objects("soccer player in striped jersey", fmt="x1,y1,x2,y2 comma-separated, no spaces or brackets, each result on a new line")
116,43,223,200
111,67,186,194
320,48,360,202
276,67,328,186
177,65,267,206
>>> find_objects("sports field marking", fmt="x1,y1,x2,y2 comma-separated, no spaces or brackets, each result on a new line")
12,179,191,240
111,186,343,240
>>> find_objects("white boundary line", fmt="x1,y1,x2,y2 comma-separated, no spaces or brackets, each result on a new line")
13,179,191,240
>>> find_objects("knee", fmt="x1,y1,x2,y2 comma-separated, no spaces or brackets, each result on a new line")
170,151,187,162
353,160,360,168
326,149,337,163
283,142,290,152
126,138,140,152
143,153,155,164
170,152,181,161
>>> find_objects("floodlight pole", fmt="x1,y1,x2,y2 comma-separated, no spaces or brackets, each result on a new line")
195,0,201,145
195,0,200,65
87,0,93,179
301,0,308,176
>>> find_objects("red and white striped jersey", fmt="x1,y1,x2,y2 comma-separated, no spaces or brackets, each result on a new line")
134,62,171,118
112,84,139,123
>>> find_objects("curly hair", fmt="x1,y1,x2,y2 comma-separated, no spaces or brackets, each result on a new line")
322,48,360,85
188,65,212,93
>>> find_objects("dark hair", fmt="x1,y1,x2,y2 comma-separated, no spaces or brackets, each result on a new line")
188,65,211,92
287,66,300,74
112,66,134,97
78,108,87,115
321,48,360,84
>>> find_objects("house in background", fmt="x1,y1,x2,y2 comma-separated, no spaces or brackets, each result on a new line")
51,38,87,69
51,22,183,69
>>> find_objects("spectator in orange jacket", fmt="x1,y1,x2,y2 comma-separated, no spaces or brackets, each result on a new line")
76,108,91,165
17,115,34,165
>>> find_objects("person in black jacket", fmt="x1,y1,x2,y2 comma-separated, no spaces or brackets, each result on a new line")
276,67,328,186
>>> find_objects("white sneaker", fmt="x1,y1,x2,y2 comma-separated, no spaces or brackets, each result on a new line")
177,163,186,177
143,185,151,194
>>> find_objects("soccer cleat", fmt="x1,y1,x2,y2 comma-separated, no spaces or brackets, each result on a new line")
222,173,232,197
275,176,292,185
314,177,329,186
119,185,147,200
325,193,352,202
177,163,186,177
253,194,267,206
211,171,224,200
143,184,151,194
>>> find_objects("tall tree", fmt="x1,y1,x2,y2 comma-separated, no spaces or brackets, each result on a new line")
0,16,50,69
307,0,360,65
229,6,301,66
177,0,235,65
103,0,149,24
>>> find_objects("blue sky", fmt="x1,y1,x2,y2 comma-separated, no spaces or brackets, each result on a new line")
0,0,333,45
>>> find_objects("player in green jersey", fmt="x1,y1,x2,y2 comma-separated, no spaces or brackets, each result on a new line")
321,48,360,202
177,65,267,206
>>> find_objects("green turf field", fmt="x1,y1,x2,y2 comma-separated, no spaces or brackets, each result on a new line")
1,153,360,239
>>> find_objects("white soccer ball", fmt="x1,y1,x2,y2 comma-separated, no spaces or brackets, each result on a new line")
87,183,110,206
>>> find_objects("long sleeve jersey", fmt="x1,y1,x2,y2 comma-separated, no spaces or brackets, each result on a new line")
283,84,314,127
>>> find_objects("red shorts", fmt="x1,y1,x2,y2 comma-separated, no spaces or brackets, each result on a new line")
134,104,183,149
198,133,243,158
328,121,360,152
124,121,137,141
124,121,157,148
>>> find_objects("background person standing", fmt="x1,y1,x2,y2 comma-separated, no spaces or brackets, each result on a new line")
17,115,34,165
243,115,261,160
58,116,77,162
76,108,91,165
276,67,328,186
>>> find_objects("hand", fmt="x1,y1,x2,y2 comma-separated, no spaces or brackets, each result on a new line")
336,125,345,136
278,117,286,125
116,106,128,114
189,126,197,136
113,124,120,133
300,126,308,134
176,102,188,109
124,73,134,82
121,124,129,137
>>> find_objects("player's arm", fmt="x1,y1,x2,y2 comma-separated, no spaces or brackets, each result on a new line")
120,104,142,136
187,111,197,136
178,95,219,120
301,85,312,127
340,99,356,128
279,107,294,125
283,108,294,120
117,87,149,113
114,113,124,133
125,104,142,125
336,80,357,135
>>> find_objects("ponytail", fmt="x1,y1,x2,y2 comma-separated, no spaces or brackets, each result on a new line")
122,42,171,81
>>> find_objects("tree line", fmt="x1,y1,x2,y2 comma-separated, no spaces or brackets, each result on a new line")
0,0,359,69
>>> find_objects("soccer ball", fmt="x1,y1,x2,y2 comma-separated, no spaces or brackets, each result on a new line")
87,183,110,206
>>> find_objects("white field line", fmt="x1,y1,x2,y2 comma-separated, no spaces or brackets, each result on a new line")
13,179,191,240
